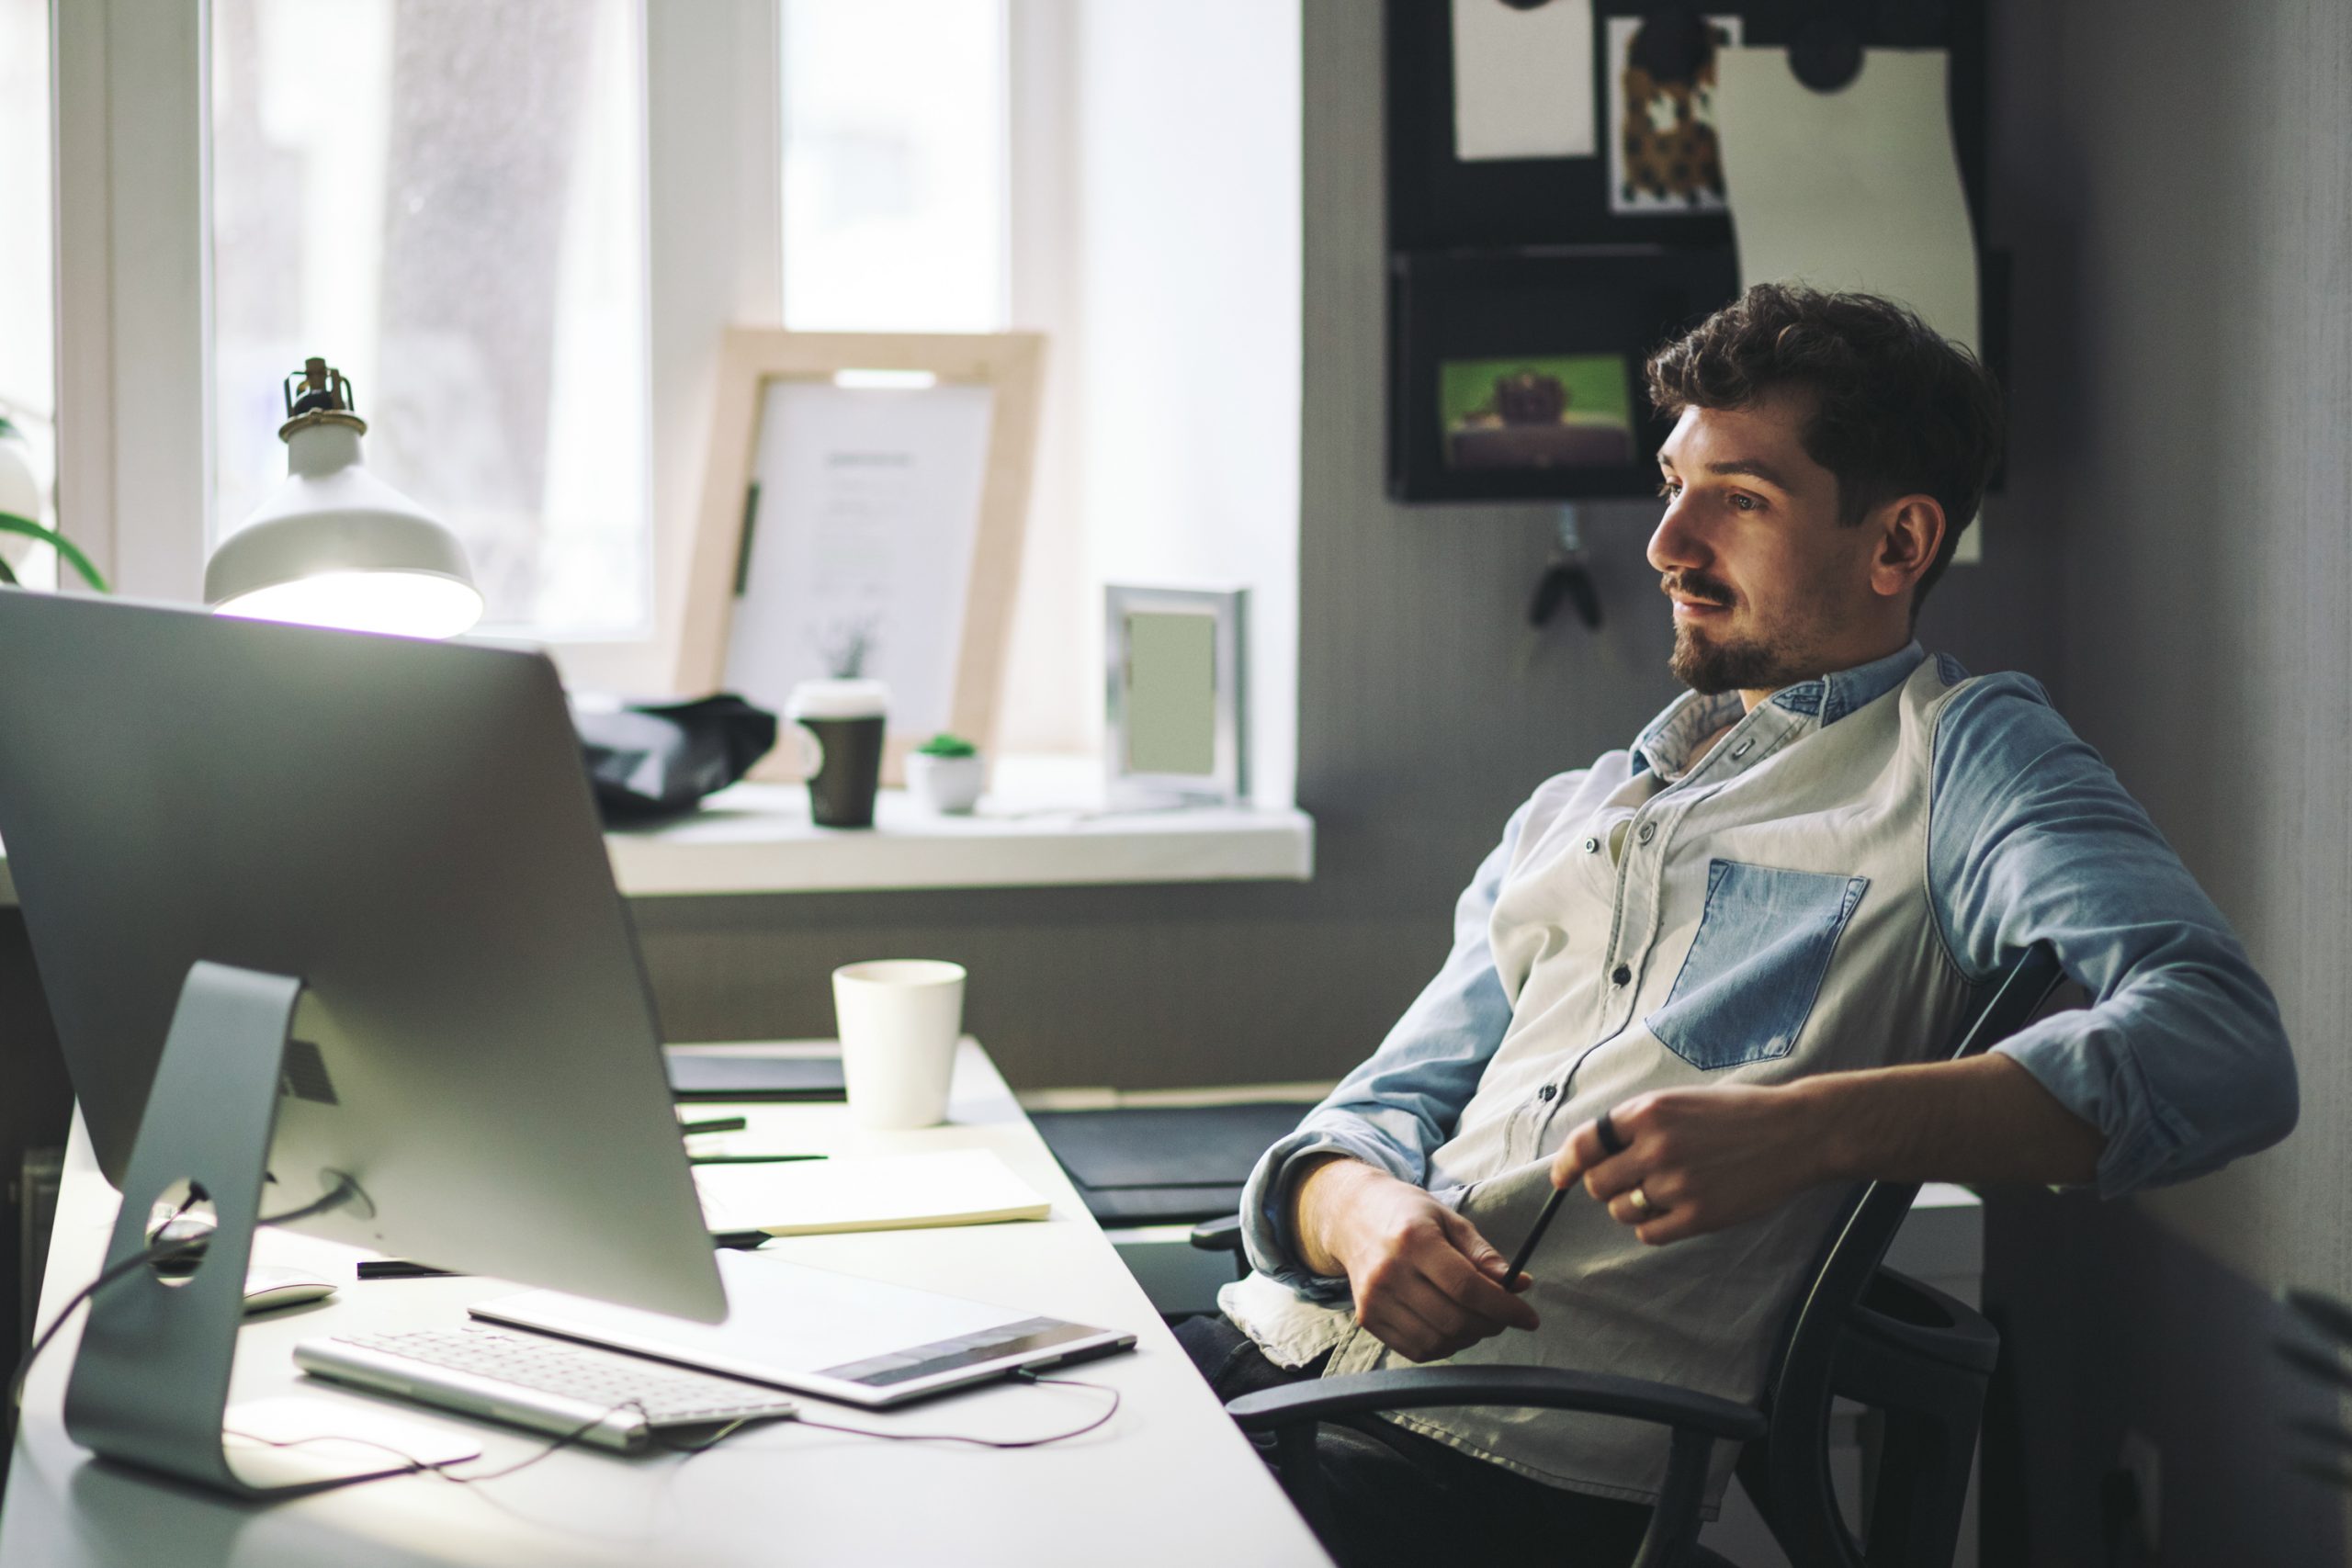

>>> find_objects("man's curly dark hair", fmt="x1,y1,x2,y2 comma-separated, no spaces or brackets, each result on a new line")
1644,284,2005,610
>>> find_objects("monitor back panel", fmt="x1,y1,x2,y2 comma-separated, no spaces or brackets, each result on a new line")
0,591,724,1323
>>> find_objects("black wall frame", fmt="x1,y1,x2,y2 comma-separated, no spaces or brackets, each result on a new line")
1393,247,1739,502
1386,0,1996,504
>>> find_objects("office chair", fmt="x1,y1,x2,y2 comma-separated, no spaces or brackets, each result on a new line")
1193,942,2065,1568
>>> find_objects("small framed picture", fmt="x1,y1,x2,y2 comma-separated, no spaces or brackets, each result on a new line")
1104,585,1249,810
1605,12,1742,216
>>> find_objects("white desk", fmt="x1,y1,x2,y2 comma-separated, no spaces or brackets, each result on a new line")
0,1041,1331,1568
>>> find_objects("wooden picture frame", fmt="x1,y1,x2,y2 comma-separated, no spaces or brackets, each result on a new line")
676,329,1046,784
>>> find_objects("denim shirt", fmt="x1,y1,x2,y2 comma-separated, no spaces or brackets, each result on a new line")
1226,643,2298,1509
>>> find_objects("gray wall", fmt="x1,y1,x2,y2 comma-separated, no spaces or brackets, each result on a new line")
1975,1,2352,1562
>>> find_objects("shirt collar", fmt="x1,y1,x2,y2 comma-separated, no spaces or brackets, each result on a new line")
1630,641,1927,777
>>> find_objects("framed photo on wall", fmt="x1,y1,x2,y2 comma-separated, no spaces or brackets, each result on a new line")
1104,584,1250,810
676,329,1046,784
1389,246,1738,502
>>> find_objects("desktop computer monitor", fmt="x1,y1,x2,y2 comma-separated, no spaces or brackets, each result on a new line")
0,590,1135,1497
0,588,724,1326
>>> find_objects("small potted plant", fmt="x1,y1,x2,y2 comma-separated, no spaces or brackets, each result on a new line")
907,732,983,815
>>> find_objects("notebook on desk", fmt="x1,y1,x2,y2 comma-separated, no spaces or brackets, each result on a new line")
472,1249,1135,1408
694,1148,1051,1237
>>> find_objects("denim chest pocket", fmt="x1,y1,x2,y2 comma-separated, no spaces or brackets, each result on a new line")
1645,860,1870,1071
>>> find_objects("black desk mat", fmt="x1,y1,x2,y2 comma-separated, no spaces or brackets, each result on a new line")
1030,1102,1315,1226
665,1050,846,1101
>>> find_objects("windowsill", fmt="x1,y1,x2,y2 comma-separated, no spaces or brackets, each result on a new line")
605,756,1314,897
0,761,1313,910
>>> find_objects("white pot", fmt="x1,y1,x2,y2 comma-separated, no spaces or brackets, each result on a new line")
906,752,984,815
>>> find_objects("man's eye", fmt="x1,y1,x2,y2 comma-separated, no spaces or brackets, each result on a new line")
1729,493,1759,513
1657,479,1681,500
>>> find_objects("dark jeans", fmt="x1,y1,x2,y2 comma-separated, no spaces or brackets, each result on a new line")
1175,1313,1652,1568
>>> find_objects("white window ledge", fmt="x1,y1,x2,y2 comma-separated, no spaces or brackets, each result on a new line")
607,762,1314,897
0,761,1313,908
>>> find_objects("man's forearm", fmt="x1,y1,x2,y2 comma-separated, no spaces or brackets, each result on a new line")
1801,1052,2104,1188
1286,1153,1373,1278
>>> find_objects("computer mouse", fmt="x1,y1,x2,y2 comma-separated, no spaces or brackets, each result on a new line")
243,1265,340,1314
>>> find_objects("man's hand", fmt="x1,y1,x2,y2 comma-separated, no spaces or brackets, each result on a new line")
1549,1085,1838,1247
1549,1056,2106,1247
1290,1156,1538,1362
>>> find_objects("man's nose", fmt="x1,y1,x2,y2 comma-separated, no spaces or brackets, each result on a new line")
1647,496,1706,575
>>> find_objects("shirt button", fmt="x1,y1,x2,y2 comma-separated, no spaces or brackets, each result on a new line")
1581,836,1600,854
1611,964,1632,985
1537,1084,1556,1102
1636,821,1657,845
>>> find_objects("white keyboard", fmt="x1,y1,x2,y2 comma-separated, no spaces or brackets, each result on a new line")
296,1325,799,1452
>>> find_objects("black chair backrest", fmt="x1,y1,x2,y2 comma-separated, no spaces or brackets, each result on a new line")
1743,942,2065,1568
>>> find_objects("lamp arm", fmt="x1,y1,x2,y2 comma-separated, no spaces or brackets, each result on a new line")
0,513,111,594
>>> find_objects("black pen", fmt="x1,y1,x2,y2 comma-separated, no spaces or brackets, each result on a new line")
356,1259,464,1280
1504,1185,1569,1291
680,1115,750,1136
688,1153,828,1165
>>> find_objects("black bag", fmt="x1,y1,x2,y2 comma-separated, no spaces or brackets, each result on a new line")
574,694,777,821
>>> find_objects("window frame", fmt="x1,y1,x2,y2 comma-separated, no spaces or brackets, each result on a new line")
53,0,783,693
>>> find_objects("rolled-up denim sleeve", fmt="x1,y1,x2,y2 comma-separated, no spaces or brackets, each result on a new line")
1238,798,1535,1298
1928,674,2299,1197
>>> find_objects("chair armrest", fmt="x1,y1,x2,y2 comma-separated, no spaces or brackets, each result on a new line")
1849,1267,2000,1376
1189,1213,1244,1253
1227,1365,1766,1444
1230,1365,1759,1568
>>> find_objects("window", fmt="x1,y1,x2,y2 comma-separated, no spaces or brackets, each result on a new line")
62,0,1298,805
780,0,1007,333
0,0,55,591
209,0,650,638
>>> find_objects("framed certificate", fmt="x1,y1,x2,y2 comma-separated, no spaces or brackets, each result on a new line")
677,330,1046,784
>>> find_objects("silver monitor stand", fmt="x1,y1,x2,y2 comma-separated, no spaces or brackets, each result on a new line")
62,963,487,1491
0,590,727,1495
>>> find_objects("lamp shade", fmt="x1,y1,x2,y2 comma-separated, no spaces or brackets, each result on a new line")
206,359,483,639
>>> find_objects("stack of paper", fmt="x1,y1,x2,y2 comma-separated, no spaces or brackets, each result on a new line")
695,1147,1052,1237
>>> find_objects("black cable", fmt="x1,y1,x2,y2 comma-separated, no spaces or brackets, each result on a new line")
12,1179,358,1414
219,1372,1114,1483
220,1398,676,1484
788,1370,1121,1450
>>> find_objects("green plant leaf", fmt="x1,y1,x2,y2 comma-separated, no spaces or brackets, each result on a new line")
0,513,111,593
917,733,977,758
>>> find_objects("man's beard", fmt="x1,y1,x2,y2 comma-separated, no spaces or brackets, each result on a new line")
1669,623,1804,694
1662,570,1811,695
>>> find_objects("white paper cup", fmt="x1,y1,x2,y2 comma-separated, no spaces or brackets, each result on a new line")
832,960,967,1129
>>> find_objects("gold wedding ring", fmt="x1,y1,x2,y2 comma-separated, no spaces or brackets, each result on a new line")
1628,1184,1655,1216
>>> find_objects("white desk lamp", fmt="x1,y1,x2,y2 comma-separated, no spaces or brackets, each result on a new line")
205,357,483,638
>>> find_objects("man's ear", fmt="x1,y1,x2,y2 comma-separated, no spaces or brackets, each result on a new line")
1871,495,1946,602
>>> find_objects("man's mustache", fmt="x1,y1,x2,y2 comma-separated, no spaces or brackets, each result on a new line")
1661,572,1735,609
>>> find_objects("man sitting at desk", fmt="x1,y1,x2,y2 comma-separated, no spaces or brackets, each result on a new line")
1178,284,2300,1568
